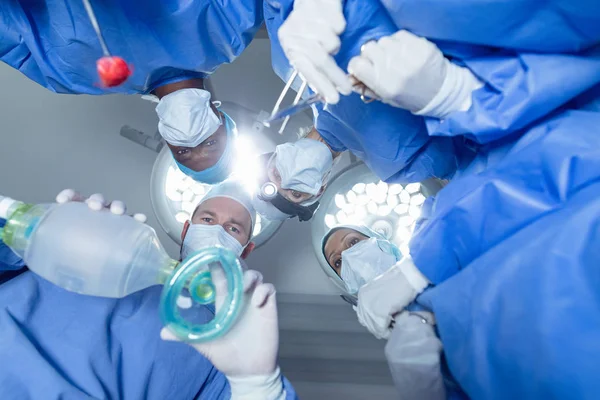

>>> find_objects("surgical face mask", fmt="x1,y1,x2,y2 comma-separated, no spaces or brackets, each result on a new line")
181,224,245,260
340,238,399,294
175,112,236,184
273,138,333,196
156,88,222,148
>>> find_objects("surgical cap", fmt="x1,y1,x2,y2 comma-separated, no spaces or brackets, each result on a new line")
197,180,257,238
175,112,237,184
156,88,221,147
273,138,333,196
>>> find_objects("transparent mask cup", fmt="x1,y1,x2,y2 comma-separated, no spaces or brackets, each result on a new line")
0,198,245,343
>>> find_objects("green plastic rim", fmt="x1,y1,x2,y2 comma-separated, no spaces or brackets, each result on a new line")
1,203,35,247
189,270,216,305
159,246,244,343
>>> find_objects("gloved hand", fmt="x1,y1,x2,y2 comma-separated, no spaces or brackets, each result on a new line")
56,189,147,223
385,312,446,400
278,0,352,104
161,269,285,400
355,257,430,339
348,30,482,118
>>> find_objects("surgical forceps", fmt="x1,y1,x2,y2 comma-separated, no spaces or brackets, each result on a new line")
264,70,379,134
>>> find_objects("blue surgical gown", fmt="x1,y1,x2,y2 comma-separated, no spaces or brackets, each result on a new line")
379,0,600,53
0,250,297,398
0,218,24,272
411,108,600,399
376,0,600,143
0,0,263,94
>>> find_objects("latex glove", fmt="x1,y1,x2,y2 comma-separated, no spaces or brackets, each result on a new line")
278,0,352,104
385,312,446,400
355,257,430,339
161,270,285,400
55,189,147,223
348,30,482,118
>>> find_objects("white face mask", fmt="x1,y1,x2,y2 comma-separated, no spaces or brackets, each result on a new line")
181,224,245,260
273,138,333,196
156,88,222,148
341,238,398,294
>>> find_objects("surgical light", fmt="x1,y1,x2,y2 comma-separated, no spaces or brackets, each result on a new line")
151,138,282,248
352,183,366,194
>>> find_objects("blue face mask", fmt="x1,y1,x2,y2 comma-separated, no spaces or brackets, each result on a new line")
175,112,237,184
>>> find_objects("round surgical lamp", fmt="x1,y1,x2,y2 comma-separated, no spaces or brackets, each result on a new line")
150,104,283,247
311,162,443,295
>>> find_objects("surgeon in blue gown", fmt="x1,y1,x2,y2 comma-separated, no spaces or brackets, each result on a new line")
0,215,297,399
265,0,471,185
265,0,600,182
409,105,600,399
0,0,263,183
266,0,600,398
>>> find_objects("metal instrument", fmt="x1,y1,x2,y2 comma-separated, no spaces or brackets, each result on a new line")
264,69,379,134
81,0,111,57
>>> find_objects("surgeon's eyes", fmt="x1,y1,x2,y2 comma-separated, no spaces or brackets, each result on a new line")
291,190,303,199
228,226,241,234
176,149,190,156
349,238,360,247
203,140,217,147
334,259,342,270
201,217,214,224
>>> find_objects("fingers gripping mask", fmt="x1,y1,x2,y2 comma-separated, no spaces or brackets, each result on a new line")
340,238,399,294
181,224,245,260
273,138,333,196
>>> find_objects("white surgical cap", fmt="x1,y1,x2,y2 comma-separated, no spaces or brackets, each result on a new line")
273,138,333,196
156,88,221,147
197,180,257,239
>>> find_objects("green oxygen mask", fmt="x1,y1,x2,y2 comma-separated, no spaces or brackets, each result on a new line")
0,199,245,343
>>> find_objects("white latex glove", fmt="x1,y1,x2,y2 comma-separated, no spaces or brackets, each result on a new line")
161,269,285,400
348,30,483,118
385,312,446,400
55,189,147,223
355,257,430,340
278,0,352,104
